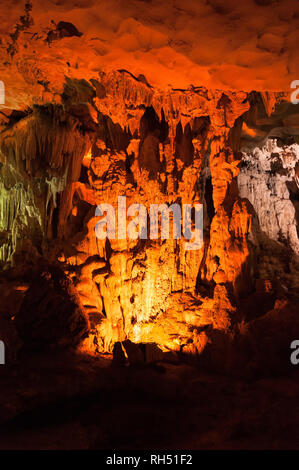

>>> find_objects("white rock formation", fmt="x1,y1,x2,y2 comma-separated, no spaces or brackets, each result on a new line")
238,138,299,254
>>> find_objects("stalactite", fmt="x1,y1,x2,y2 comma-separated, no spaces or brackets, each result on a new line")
0,103,94,264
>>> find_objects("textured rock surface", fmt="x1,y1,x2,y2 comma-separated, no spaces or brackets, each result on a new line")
0,1,298,370
0,66,298,361
0,0,299,100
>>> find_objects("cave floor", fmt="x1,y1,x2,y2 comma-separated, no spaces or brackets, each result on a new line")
0,350,299,450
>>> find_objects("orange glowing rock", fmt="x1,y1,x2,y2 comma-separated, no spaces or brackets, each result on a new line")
0,2,298,362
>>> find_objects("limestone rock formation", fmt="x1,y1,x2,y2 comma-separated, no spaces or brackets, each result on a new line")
238,138,299,254
0,1,298,373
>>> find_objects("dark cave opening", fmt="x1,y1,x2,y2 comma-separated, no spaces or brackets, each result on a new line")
204,176,215,223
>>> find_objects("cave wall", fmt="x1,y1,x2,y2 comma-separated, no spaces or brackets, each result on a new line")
0,69,298,359
0,2,298,364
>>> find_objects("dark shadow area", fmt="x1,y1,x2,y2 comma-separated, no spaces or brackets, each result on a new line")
286,179,299,238
14,265,89,352
95,113,131,152
175,121,194,167
1,346,299,449
138,106,168,179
